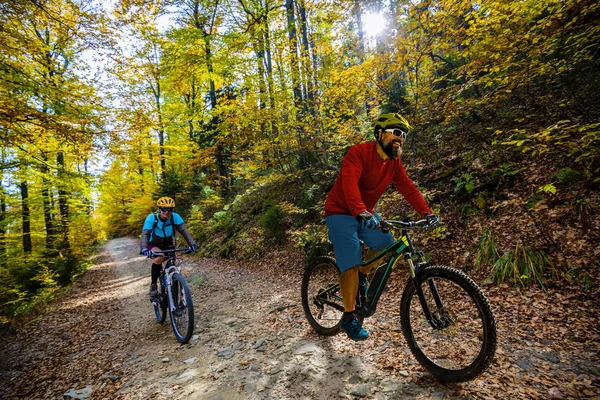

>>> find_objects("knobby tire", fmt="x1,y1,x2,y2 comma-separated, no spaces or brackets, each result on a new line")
169,273,194,344
301,256,343,335
400,265,497,382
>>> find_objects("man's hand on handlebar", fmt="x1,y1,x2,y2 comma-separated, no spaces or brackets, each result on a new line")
424,213,440,228
356,211,380,230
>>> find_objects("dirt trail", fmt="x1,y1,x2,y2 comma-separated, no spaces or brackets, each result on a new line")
0,238,598,399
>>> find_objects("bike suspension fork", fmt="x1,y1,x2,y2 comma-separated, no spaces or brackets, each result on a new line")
408,258,445,329
164,268,177,312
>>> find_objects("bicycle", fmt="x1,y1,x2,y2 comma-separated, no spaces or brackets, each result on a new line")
149,247,195,344
301,218,497,382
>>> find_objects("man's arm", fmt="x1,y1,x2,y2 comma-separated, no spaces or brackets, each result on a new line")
392,162,432,217
340,146,368,217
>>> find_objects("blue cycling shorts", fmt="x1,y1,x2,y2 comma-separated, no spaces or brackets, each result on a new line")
325,212,394,273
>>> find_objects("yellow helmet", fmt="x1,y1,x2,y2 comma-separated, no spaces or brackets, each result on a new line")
156,197,175,207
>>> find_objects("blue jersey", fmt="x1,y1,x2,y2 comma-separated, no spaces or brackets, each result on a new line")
143,212,184,243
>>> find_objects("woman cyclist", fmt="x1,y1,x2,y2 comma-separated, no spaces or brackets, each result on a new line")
140,197,198,296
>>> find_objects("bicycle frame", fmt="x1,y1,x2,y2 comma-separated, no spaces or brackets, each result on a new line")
352,223,448,329
163,260,183,313
153,248,188,313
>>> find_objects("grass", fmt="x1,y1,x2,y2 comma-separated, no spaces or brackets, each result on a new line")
475,230,500,269
476,231,552,289
491,240,551,290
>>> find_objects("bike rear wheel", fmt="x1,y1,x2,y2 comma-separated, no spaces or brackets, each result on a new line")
169,273,194,344
400,266,496,382
152,276,167,323
301,256,343,335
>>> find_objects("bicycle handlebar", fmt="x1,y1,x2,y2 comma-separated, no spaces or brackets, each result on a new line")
150,247,191,258
380,217,439,232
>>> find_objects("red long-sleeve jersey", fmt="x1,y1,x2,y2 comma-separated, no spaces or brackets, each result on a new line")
324,141,431,218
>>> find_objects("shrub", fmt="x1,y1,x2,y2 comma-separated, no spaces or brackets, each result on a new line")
555,167,584,187
0,267,25,318
454,173,477,197
297,184,321,209
209,210,237,236
291,225,332,264
260,206,286,240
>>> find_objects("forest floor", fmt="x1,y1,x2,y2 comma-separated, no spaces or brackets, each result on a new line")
0,237,598,400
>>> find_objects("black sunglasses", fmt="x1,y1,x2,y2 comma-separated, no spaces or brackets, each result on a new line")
384,128,407,140
159,207,173,212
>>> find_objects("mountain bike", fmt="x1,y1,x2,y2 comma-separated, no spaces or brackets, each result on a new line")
301,218,497,382
150,248,195,344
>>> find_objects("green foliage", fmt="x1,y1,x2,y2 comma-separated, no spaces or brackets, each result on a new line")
491,163,525,184
555,168,584,187
502,122,600,186
209,210,237,237
490,241,551,289
186,273,205,287
290,225,332,265
259,206,286,240
0,253,90,321
475,230,501,269
0,267,25,318
454,173,477,197
297,184,322,210
538,184,557,195
566,266,593,292
570,124,600,183
49,254,90,286
476,232,553,289
526,194,545,209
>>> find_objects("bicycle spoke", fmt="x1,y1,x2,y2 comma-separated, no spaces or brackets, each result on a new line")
302,257,343,335
169,273,194,343
401,266,496,382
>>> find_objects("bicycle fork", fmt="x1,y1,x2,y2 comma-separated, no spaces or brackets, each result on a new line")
408,259,452,330
164,267,180,313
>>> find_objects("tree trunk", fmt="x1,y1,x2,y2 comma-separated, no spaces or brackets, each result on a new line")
297,0,315,114
154,86,166,180
20,181,32,253
56,152,71,254
286,0,303,107
263,16,276,111
41,155,55,249
353,0,365,62
286,0,309,169
0,184,6,266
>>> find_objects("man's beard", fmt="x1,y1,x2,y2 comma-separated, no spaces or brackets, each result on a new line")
382,139,403,160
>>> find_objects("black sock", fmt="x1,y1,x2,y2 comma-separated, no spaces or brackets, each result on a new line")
343,311,356,320
151,263,162,284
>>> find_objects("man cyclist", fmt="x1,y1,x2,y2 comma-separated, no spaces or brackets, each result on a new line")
324,112,438,340
140,197,198,296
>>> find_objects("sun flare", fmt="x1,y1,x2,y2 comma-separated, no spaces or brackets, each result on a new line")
362,12,386,37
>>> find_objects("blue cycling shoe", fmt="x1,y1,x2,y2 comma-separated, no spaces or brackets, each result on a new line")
341,317,369,341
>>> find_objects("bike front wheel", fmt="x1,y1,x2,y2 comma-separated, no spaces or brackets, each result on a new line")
301,256,344,335
169,273,194,344
400,266,497,382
